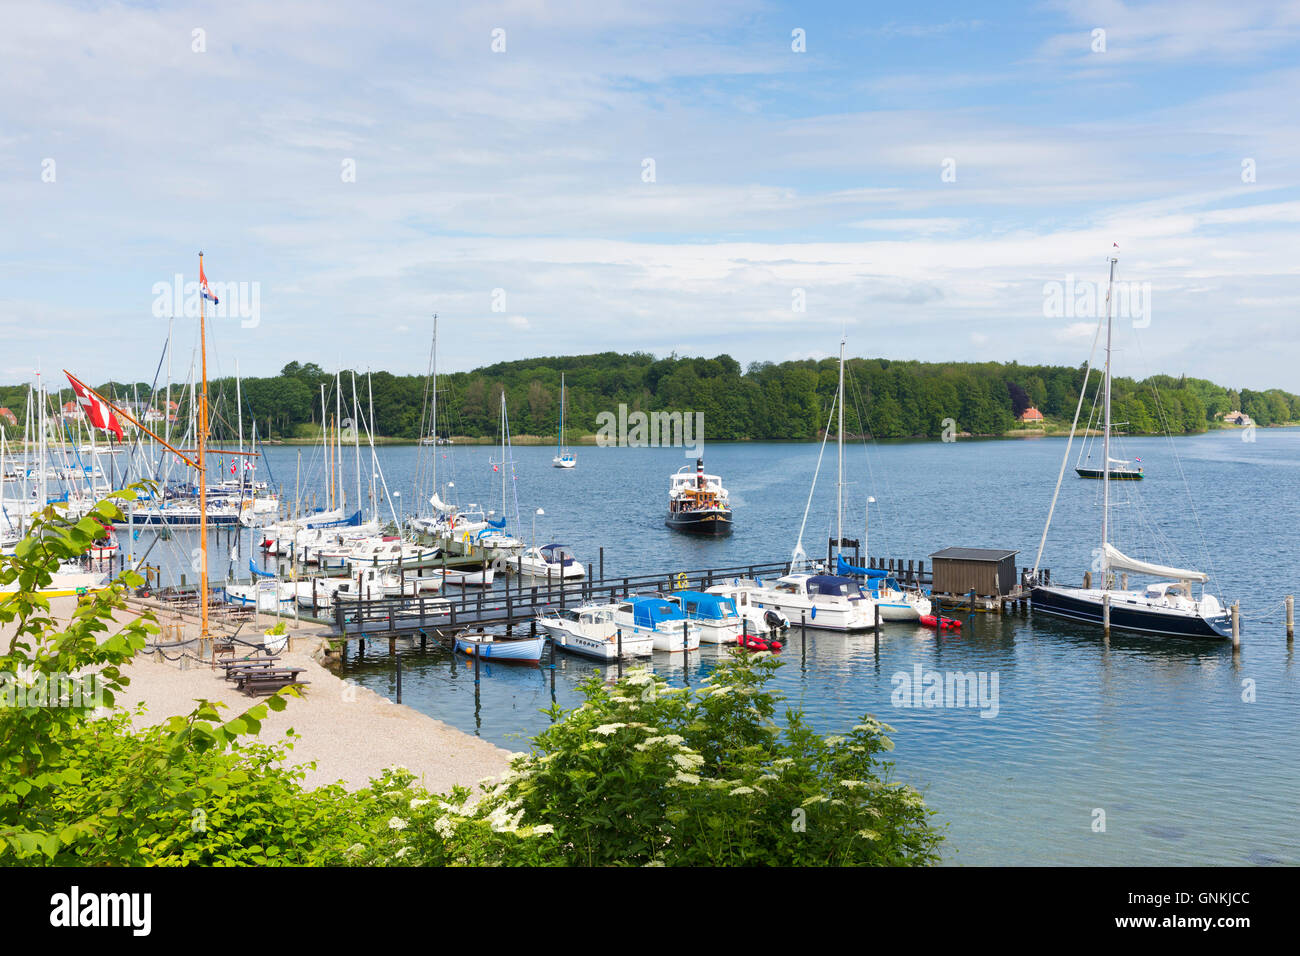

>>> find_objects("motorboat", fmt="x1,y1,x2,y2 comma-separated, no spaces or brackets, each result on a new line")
537,605,655,660
661,589,742,643
713,573,878,632
611,595,702,652
514,543,584,580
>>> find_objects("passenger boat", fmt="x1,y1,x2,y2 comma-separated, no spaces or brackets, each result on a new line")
454,631,545,663
537,605,656,659
1029,251,1229,639
665,457,732,536
611,595,702,652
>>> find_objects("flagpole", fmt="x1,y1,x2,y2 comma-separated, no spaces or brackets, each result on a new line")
198,251,210,644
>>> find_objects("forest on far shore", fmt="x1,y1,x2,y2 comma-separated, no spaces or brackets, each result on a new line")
3,352,1297,443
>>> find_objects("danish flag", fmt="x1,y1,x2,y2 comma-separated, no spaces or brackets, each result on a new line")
65,372,124,441
200,259,219,305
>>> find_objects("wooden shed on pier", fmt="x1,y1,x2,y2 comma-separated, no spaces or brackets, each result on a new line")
929,547,1019,599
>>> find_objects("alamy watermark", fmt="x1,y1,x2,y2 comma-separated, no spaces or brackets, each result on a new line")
891,664,999,718
152,273,261,328
1043,274,1151,328
1,670,107,709
595,404,704,458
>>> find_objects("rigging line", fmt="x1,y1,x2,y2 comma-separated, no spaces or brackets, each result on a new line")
1033,311,1106,578
844,365,891,556
1133,335,1226,602
792,387,838,570
1078,365,1104,465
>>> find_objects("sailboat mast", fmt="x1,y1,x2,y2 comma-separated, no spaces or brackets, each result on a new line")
431,314,437,496
1101,253,1117,588
338,374,348,515
501,390,507,523
558,373,564,454
836,335,845,558
350,371,361,519
198,251,210,642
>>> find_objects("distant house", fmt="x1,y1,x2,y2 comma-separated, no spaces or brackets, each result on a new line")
61,400,85,421
1223,410,1253,426
1018,406,1045,423
0,407,17,428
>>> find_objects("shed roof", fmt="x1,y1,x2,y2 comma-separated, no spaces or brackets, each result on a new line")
930,547,1019,562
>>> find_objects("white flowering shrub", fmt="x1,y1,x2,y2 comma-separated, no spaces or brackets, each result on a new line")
352,652,941,866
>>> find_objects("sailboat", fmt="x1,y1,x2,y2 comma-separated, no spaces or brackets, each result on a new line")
708,336,878,632
552,373,576,468
1029,252,1230,639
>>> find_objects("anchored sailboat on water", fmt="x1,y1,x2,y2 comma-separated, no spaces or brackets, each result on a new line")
1029,251,1230,639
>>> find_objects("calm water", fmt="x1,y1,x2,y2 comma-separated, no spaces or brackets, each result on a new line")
134,429,1300,865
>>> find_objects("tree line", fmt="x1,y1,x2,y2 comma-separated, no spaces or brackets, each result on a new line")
2,353,1297,442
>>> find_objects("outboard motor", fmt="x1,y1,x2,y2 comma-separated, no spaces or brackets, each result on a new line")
764,609,789,633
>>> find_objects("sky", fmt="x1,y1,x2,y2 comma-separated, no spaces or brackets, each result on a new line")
2,0,1299,391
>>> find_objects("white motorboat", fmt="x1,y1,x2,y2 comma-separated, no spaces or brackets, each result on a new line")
537,605,656,660
224,581,295,611
514,543,584,580
611,595,702,652
716,573,877,632
661,589,744,643
704,580,791,634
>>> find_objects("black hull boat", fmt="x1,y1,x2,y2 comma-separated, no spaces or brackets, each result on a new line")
1030,585,1230,639
665,508,733,536
1076,466,1143,480
666,457,733,537
1027,252,1228,642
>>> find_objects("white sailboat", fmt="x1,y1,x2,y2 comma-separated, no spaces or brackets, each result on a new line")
715,336,878,631
1029,252,1230,639
552,373,576,468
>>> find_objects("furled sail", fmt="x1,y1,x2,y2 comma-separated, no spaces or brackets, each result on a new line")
429,493,454,513
1103,543,1207,582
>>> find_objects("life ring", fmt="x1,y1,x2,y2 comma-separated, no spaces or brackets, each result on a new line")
674,572,689,590
462,530,471,544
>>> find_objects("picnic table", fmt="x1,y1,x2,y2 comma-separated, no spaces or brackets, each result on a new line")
220,658,282,680
231,667,309,696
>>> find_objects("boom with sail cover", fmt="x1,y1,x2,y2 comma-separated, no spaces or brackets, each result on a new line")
1102,543,1207,583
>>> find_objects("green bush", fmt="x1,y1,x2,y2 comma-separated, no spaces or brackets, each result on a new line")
350,655,943,866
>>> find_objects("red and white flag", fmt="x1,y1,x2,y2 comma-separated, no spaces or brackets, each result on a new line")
65,372,124,441
200,259,219,305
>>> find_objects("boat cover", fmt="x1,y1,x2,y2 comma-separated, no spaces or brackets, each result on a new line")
1103,543,1207,582
835,555,888,579
806,575,861,597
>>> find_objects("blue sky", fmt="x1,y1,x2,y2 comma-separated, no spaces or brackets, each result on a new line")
3,0,1299,391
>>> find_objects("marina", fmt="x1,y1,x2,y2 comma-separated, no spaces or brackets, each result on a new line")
9,5,1300,936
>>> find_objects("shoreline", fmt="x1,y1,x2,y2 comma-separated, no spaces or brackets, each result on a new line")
3,596,512,795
